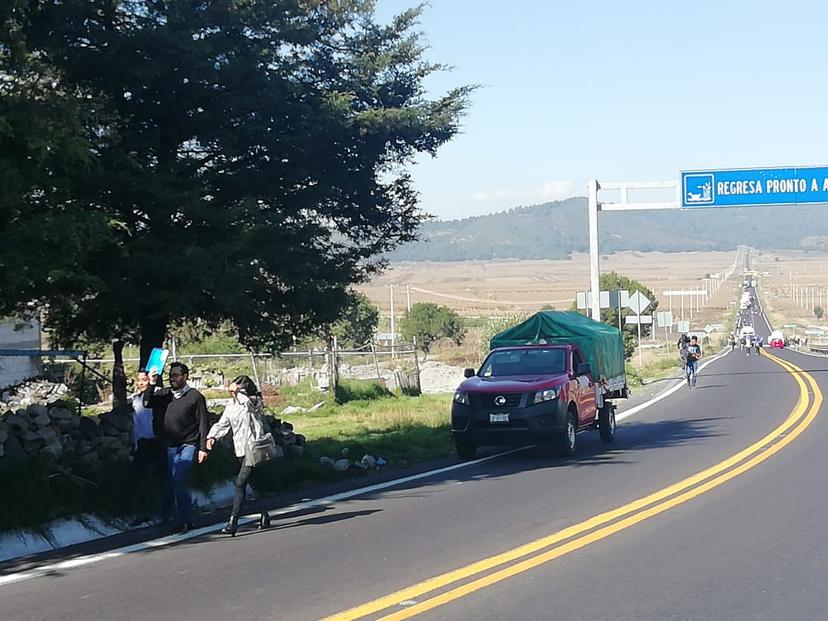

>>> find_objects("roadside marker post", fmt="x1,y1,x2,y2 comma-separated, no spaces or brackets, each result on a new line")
626,291,653,368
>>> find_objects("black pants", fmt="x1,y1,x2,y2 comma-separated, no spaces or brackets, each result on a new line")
232,458,264,516
125,438,169,516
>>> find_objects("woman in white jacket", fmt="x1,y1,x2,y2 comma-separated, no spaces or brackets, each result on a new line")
206,375,271,536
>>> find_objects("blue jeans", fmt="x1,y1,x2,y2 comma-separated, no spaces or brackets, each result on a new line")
686,360,698,387
164,444,196,525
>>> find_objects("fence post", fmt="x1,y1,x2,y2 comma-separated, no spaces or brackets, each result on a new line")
77,350,88,417
249,352,260,388
370,342,382,383
411,337,421,395
331,336,339,395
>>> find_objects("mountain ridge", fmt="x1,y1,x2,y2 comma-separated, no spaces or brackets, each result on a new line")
387,197,828,261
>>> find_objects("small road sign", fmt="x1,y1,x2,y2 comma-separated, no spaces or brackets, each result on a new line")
626,315,653,325
676,320,690,333
657,311,673,328
576,289,629,310
626,291,652,315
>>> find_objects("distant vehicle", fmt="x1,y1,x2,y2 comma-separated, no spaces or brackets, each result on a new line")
451,312,628,459
739,325,756,339
769,330,785,348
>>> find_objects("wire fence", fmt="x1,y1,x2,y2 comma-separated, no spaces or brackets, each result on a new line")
41,340,422,400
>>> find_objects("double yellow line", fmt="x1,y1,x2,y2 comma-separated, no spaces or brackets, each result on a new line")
324,351,822,621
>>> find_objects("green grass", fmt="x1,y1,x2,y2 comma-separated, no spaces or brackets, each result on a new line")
334,379,392,403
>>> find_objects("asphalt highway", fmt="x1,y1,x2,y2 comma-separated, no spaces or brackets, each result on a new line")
2,297,827,620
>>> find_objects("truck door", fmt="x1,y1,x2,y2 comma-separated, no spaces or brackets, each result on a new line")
572,348,596,426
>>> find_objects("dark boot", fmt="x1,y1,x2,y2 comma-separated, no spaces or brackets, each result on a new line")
221,514,239,537
258,511,271,530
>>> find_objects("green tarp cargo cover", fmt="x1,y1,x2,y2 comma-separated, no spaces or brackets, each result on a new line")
489,311,626,390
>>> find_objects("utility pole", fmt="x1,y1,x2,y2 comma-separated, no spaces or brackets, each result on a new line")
405,284,412,313
385,284,397,358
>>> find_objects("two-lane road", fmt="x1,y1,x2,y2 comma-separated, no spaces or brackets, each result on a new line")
1,308,826,620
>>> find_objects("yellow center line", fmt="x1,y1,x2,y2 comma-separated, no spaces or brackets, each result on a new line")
324,351,820,621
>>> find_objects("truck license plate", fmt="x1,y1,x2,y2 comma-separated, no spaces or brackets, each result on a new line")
489,412,510,423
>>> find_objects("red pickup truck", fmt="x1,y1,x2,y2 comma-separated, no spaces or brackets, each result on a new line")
451,344,616,459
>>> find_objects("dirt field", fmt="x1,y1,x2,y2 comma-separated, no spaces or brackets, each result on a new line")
360,250,744,365
362,250,740,324
751,250,828,341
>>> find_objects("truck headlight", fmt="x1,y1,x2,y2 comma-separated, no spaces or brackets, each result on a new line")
532,388,558,404
453,390,469,406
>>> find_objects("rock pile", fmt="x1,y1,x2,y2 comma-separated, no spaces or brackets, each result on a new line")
0,379,304,467
1,379,72,413
0,402,133,464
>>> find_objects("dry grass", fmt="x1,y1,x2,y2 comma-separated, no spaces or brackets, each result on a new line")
362,251,742,367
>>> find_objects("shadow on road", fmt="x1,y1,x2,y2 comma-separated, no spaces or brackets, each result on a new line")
0,415,729,575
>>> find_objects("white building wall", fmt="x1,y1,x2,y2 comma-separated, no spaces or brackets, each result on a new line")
0,318,42,389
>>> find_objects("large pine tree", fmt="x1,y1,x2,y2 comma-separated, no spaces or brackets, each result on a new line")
0,0,471,365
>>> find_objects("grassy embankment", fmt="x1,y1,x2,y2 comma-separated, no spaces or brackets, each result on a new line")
1,379,453,533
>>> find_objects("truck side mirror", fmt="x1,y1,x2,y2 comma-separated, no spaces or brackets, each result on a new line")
576,362,592,377
463,368,476,378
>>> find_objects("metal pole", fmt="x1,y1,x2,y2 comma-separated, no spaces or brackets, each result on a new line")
406,285,412,313
637,320,643,368
588,179,601,321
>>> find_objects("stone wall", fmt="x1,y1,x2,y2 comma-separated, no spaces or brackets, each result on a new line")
0,379,304,465
0,318,42,389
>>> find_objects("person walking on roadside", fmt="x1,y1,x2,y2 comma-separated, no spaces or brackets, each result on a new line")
679,340,689,374
730,334,736,351
205,376,273,537
126,369,170,526
143,362,210,534
686,336,702,388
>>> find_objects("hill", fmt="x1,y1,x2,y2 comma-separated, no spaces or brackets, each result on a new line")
387,197,828,261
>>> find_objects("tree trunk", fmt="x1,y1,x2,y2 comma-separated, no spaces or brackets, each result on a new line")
112,339,129,413
139,317,168,369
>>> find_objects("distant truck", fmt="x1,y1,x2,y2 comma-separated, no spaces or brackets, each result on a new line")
451,311,629,459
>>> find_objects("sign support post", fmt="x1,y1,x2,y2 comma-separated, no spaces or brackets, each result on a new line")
588,180,601,321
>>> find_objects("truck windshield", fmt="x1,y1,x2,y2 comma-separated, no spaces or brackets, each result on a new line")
480,348,567,377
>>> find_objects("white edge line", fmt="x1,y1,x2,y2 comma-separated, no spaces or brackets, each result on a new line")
0,348,735,587
617,348,732,422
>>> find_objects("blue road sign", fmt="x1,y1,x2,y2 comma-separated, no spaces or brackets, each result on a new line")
681,165,828,208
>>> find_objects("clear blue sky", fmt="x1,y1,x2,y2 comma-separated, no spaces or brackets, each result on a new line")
375,0,828,221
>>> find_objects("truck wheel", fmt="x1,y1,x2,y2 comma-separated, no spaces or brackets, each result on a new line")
557,411,577,457
454,436,477,460
598,403,616,443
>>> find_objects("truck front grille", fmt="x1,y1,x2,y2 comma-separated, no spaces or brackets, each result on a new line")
469,392,523,409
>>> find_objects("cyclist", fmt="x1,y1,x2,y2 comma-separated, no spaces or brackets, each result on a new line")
686,336,702,388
